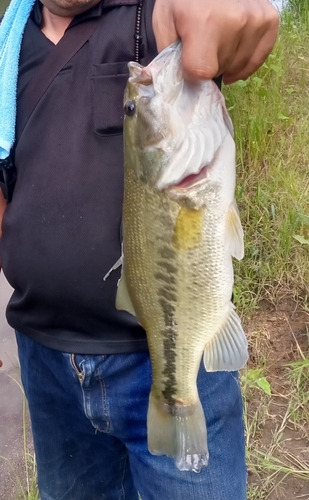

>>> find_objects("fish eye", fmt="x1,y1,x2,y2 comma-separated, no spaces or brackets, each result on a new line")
124,100,136,117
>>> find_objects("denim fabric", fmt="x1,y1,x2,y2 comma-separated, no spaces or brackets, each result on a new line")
16,331,247,500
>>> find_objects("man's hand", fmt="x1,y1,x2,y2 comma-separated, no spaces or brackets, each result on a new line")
152,0,280,84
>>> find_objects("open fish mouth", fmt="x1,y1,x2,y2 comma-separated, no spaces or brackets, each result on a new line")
154,109,227,192
163,144,221,192
168,163,211,191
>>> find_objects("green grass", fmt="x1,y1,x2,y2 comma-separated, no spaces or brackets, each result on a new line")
286,350,309,427
288,0,309,22
226,2,309,496
224,6,309,315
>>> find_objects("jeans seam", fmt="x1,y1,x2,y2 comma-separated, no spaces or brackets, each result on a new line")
118,452,128,500
99,377,111,433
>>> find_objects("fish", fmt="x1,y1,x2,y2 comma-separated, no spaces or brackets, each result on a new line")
116,41,248,473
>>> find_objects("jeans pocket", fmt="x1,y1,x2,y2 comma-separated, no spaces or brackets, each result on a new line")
70,354,85,384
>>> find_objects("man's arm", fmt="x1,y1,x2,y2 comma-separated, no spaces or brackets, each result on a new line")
152,0,280,84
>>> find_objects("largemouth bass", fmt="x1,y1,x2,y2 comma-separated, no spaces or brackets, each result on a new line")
116,41,248,472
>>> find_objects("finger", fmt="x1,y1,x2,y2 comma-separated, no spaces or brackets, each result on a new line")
177,6,246,81
152,2,178,53
219,1,279,81
223,6,280,84
220,21,268,83
180,27,221,81
223,22,280,84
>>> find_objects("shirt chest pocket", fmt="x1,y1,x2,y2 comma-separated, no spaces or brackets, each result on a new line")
91,62,129,137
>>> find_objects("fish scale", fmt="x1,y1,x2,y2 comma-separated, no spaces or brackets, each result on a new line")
116,41,248,472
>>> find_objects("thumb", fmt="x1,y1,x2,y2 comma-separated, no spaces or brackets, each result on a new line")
152,2,179,53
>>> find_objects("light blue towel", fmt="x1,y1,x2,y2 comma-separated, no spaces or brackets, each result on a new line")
0,0,35,159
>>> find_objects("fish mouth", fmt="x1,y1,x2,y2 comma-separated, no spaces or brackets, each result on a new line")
157,134,223,192
169,163,210,190
164,143,220,192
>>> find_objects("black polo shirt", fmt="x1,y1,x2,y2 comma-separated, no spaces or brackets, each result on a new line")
0,0,157,353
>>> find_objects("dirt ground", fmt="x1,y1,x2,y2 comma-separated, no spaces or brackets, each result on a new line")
0,275,34,500
245,296,309,500
1,286,308,499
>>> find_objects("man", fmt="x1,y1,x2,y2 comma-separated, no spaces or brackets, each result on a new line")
0,0,279,498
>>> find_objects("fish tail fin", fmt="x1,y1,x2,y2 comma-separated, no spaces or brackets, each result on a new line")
204,301,248,372
147,390,209,472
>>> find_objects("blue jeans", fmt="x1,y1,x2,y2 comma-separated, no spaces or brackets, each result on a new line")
16,331,247,500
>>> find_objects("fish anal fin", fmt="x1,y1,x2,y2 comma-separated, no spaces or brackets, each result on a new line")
203,303,248,372
147,392,209,472
116,271,136,317
226,199,244,261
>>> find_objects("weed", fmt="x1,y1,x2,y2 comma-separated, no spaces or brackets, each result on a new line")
242,314,309,498
241,368,271,396
286,356,309,427
288,0,309,23
224,14,309,315
0,375,39,500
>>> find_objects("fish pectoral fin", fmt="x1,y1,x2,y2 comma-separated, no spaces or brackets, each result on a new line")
225,199,244,261
115,270,137,317
203,302,248,372
103,256,123,281
147,391,209,473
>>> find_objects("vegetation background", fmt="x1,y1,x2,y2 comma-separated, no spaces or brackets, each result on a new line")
0,0,308,498
225,1,309,498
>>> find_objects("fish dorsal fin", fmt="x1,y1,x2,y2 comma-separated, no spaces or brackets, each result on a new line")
116,270,137,317
203,302,248,372
225,199,244,261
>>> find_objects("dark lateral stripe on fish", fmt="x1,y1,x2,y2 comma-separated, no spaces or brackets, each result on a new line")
154,271,176,285
156,234,172,244
158,246,176,260
155,213,175,243
157,260,177,275
161,401,196,417
158,295,178,405
158,298,176,327
158,287,177,302
159,212,175,228
156,210,179,405
162,335,177,404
